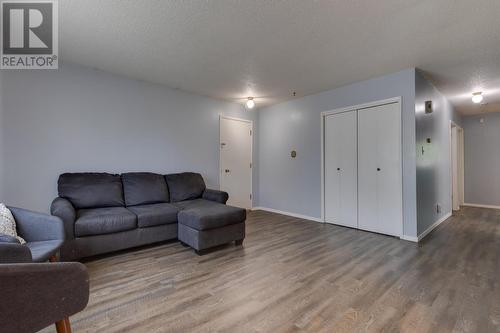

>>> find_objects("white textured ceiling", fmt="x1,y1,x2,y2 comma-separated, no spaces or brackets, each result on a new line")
60,0,500,114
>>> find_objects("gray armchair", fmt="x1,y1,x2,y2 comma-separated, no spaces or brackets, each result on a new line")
0,262,89,333
0,206,65,262
0,206,88,333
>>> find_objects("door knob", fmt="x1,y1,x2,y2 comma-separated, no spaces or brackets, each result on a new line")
225,169,230,173
377,168,381,171
337,168,341,171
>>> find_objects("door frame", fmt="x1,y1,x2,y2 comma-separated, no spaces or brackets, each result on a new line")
219,115,253,209
320,97,403,236
449,121,464,210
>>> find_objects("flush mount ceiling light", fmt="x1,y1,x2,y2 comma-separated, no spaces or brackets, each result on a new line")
472,92,483,104
246,97,255,109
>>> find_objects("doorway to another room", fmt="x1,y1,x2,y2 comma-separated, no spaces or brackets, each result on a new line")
450,122,464,211
219,116,253,209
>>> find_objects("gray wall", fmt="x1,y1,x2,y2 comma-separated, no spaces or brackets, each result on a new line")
415,71,462,235
463,112,500,206
257,68,418,237
0,63,258,212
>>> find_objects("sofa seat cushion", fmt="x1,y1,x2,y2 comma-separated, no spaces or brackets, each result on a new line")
127,203,179,228
75,207,137,237
26,240,63,262
122,173,169,206
177,200,246,231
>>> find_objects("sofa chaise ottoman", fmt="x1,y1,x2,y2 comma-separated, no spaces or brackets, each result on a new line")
51,172,246,260
176,199,246,254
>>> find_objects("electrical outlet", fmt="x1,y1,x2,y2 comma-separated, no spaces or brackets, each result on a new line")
436,204,441,214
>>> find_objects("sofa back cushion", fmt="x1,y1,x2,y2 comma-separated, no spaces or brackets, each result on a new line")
58,173,125,209
122,172,169,206
165,172,206,202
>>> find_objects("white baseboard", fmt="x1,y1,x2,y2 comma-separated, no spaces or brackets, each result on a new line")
251,207,323,223
252,208,452,243
417,212,452,242
400,235,418,242
463,203,500,210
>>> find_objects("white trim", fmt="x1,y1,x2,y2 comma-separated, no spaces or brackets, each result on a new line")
320,97,404,237
450,122,456,210
219,115,253,124
463,203,500,210
458,127,465,206
320,97,402,117
219,115,253,209
402,212,452,243
320,113,325,222
417,212,452,241
252,207,449,244
252,207,323,223
400,235,418,242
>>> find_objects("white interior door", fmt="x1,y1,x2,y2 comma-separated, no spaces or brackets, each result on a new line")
220,116,252,209
358,103,402,237
324,111,358,228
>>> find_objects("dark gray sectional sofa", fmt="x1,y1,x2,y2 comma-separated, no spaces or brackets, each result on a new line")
51,172,246,260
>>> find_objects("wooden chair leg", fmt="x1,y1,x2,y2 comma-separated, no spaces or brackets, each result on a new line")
55,317,72,333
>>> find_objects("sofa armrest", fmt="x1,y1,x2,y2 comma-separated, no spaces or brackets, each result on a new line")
202,189,229,204
0,243,33,263
8,206,65,243
0,262,89,333
50,198,76,240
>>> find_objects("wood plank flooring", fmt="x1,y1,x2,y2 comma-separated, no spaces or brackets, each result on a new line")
41,207,500,333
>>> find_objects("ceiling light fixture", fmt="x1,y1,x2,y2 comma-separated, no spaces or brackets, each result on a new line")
472,92,483,104
246,97,255,109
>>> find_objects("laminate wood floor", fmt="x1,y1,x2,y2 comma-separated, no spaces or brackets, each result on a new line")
41,207,500,333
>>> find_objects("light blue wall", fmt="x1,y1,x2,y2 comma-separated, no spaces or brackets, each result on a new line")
463,113,500,207
1,63,464,239
257,68,418,237
0,63,258,212
415,71,462,235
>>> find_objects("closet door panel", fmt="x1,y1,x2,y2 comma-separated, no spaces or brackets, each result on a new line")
357,108,379,232
358,103,402,237
375,103,402,236
324,111,357,228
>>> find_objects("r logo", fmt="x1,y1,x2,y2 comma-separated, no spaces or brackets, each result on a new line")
2,2,53,54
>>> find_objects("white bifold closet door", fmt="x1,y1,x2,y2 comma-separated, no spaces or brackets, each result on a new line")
324,111,358,228
357,103,402,237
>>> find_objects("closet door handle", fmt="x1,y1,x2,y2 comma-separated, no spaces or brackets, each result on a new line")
377,168,381,171
337,168,341,171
